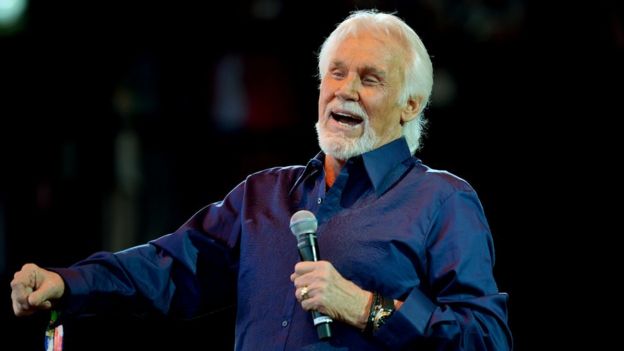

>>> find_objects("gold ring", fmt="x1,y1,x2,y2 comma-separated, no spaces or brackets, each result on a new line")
300,286,309,300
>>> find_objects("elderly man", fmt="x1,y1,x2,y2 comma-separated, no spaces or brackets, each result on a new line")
11,10,511,350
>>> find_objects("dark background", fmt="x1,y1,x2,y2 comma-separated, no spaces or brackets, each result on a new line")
1,1,621,350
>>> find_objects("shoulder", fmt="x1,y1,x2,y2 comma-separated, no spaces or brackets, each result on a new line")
411,163,490,231
411,161,476,197
245,165,307,184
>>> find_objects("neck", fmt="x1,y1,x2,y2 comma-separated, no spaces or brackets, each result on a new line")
324,155,346,188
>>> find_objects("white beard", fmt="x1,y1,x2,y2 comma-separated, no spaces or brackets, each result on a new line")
315,118,379,161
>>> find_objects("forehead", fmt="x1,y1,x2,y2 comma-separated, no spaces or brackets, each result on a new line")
328,32,405,73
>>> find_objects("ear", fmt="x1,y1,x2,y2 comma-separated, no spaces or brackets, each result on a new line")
400,96,422,124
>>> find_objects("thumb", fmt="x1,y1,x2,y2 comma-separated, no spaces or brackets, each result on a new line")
28,288,53,309
27,273,63,309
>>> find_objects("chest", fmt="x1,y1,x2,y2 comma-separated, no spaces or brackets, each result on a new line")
240,188,434,299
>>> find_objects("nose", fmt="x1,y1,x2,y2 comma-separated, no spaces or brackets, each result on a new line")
335,74,360,101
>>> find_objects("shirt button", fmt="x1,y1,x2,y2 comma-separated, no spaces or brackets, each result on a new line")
281,320,288,327
317,197,323,204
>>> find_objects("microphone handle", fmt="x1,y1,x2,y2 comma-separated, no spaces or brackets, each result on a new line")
312,311,332,339
297,233,333,339
297,233,320,261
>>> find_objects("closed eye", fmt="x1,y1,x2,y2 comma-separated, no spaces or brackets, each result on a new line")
362,76,381,85
331,70,346,79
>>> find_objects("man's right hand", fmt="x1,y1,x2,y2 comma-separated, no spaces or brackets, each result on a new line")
10,263,65,317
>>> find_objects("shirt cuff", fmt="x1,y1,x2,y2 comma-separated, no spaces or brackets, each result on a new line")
48,267,91,317
373,287,437,348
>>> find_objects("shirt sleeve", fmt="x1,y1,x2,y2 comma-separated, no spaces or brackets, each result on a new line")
374,189,512,350
52,181,245,319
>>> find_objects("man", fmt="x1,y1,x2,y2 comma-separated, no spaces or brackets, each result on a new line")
11,10,512,350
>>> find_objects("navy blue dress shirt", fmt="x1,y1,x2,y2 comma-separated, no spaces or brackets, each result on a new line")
54,138,512,350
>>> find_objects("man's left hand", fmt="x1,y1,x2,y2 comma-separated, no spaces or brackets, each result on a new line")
290,261,372,330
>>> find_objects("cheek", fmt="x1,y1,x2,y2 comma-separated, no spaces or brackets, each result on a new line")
318,93,328,112
318,85,335,113
370,103,401,133
319,82,334,101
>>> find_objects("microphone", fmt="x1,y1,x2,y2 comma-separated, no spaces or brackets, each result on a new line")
289,210,333,340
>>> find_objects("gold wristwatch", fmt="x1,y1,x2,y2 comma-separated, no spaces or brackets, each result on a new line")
365,292,396,334
372,294,395,332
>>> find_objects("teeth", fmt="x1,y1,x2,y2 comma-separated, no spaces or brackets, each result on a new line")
330,112,362,128
335,112,357,118
332,112,361,121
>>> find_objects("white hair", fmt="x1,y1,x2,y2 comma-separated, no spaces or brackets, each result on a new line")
318,10,433,154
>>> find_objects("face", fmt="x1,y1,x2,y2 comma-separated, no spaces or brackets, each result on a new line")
316,31,415,161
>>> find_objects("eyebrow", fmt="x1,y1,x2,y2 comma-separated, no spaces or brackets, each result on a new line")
329,61,387,78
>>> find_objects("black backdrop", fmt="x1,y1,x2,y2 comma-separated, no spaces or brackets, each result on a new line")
1,1,621,350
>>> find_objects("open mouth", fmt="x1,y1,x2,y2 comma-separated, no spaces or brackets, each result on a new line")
331,112,363,126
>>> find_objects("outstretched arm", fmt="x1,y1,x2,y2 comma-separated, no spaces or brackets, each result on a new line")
10,181,245,320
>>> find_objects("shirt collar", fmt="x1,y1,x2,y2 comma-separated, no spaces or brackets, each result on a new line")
361,137,415,196
290,137,415,197
289,152,324,196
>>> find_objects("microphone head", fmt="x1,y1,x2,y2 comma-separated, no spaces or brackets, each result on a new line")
289,210,318,237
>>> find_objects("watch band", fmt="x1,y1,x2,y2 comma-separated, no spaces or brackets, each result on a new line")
364,292,395,335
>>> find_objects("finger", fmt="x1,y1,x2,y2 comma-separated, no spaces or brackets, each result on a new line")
292,276,313,291
28,286,53,310
12,298,29,316
28,290,50,308
294,261,315,275
296,286,308,302
10,282,31,305
300,295,319,312
10,280,27,300
295,287,303,302
11,270,32,289
301,297,331,317
11,288,34,316
28,278,61,308
297,284,318,302
300,298,311,311
10,264,41,317
21,263,41,285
